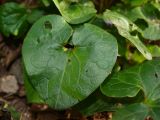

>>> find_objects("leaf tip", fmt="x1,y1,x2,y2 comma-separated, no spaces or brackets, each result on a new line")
145,53,152,60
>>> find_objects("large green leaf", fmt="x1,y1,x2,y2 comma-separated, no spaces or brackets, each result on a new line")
0,2,28,36
101,59,160,119
52,0,96,24
126,3,160,40
103,10,152,60
22,15,118,109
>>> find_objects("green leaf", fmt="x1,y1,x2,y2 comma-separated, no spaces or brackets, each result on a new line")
74,90,116,116
27,9,45,24
52,0,96,24
103,10,152,60
125,3,160,40
101,65,142,97
101,59,160,119
23,65,44,103
101,59,160,98
8,107,21,120
79,98,114,116
22,15,118,109
125,50,146,63
143,24,160,40
112,103,148,120
122,0,149,6
148,45,160,57
125,45,160,63
113,102,160,120
0,2,28,36
41,0,50,6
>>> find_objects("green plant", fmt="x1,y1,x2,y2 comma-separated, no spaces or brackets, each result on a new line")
1,0,160,119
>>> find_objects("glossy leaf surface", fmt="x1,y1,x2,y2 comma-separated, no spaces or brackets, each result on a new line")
22,15,118,109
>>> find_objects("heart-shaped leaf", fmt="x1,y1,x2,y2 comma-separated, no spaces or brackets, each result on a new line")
52,0,96,24
101,59,160,119
103,10,152,60
22,15,118,109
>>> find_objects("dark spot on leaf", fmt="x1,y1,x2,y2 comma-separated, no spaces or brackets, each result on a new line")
44,21,52,30
155,73,158,78
130,30,138,36
68,59,71,63
37,38,40,43
129,23,133,29
86,70,88,73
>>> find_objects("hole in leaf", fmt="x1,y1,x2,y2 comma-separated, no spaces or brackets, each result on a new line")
135,19,148,30
64,43,74,49
129,46,136,53
155,73,158,78
130,30,138,36
44,21,52,30
68,59,71,63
